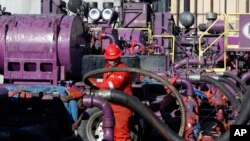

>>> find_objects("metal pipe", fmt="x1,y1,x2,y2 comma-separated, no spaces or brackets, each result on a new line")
224,0,227,13
176,78,193,96
176,0,180,27
126,41,145,55
184,0,190,12
211,0,214,12
162,0,167,12
135,42,145,54
218,76,244,101
241,71,250,84
222,71,247,92
166,51,170,71
173,59,213,69
102,33,116,44
246,0,249,13
82,95,114,141
194,0,198,35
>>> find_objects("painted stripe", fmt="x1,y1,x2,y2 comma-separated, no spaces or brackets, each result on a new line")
97,78,103,82
108,81,114,89
118,75,123,79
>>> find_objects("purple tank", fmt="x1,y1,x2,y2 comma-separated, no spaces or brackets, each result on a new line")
0,14,84,85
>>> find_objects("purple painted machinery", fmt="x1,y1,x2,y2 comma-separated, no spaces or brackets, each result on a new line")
0,14,84,85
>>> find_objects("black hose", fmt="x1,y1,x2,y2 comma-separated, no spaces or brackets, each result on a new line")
223,72,247,92
94,89,184,141
218,76,244,101
186,75,241,112
216,89,250,141
82,67,186,136
82,95,114,141
200,76,241,112
0,127,54,141
186,76,244,140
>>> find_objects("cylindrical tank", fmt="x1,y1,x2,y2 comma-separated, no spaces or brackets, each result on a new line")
0,14,85,84
57,15,85,80
0,16,12,74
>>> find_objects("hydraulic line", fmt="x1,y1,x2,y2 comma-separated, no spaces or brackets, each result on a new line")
186,75,241,112
173,59,213,70
82,67,186,136
221,72,247,92
216,89,250,141
218,76,244,101
200,76,241,111
101,33,116,44
82,95,114,141
173,60,247,93
241,71,250,85
91,89,185,141
176,78,193,96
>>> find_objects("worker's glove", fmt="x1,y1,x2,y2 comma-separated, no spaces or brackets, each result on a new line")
66,87,83,99
61,86,84,102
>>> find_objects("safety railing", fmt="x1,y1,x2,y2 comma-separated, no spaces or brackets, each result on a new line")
198,13,226,72
152,34,176,63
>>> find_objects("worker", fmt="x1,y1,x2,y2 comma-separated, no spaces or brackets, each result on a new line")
90,43,132,141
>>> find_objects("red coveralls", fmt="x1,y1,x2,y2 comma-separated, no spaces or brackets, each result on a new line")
94,62,132,141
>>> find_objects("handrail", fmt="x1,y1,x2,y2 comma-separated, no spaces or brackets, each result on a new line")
152,34,176,63
198,13,226,72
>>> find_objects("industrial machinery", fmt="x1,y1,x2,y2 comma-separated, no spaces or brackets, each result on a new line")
0,0,250,141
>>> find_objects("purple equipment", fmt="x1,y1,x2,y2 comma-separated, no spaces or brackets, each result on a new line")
0,14,84,85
